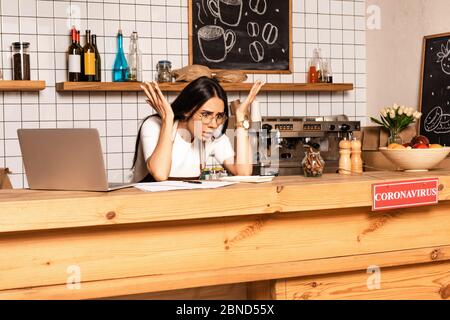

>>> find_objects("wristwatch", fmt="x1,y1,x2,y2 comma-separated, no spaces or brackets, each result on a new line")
236,116,250,130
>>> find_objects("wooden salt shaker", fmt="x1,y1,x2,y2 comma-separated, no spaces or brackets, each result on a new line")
339,138,352,175
351,138,363,174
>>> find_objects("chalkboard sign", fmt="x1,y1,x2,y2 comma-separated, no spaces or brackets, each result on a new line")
189,0,292,73
419,32,450,145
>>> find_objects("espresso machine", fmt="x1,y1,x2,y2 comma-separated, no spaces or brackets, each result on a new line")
255,116,361,176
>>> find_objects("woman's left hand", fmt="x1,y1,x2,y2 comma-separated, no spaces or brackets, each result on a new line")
235,80,265,119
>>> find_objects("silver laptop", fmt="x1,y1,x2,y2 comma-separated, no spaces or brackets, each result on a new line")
17,128,135,192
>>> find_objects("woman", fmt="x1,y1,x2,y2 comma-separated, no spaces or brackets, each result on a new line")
132,76,264,182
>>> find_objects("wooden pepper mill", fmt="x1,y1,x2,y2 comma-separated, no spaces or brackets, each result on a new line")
351,138,363,174
339,138,352,175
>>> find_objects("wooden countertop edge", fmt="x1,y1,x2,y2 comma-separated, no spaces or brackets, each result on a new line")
1,171,450,234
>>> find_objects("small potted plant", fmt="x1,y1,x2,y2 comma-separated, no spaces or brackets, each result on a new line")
370,104,422,145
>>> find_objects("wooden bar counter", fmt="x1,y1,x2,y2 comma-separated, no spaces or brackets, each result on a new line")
1,171,450,300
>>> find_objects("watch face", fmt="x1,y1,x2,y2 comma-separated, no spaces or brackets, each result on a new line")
243,120,250,129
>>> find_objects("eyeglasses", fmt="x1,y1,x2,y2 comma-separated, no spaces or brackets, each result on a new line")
196,111,228,125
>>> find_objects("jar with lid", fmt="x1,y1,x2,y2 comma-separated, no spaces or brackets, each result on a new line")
301,143,325,178
12,42,31,80
156,60,172,83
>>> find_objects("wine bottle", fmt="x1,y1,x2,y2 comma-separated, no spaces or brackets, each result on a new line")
82,30,96,82
92,34,101,82
76,30,84,80
113,29,129,82
67,27,81,82
76,31,82,51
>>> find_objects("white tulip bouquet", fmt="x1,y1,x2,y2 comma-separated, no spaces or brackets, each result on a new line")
370,104,422,144
371,104,422,131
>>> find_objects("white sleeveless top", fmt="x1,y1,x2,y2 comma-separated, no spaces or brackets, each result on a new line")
132,116,235,182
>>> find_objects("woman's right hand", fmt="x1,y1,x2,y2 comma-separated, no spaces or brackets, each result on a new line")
141,81,174,122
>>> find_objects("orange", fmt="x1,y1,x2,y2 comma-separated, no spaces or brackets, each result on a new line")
388,143,406,150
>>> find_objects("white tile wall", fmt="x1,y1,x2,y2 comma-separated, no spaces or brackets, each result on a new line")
0,0,366,188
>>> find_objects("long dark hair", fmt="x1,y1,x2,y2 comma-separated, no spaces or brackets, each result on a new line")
132,76,229,169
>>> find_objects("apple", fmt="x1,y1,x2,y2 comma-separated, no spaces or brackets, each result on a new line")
412,143,429,149
410,135,430,147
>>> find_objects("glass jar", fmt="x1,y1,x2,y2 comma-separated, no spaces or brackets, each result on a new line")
301,144,325,178
156,60,172,83
322,58,333,83
12,42,31,80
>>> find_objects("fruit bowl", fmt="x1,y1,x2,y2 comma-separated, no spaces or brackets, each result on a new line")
379,147,450,171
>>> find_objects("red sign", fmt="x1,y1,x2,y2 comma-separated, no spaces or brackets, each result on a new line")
372,178,439,211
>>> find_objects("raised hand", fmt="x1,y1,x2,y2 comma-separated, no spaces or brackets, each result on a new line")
140,81,174,122
235,80,265,119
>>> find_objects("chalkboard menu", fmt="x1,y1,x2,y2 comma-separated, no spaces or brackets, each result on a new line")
419,32,450,145
189,0,292,73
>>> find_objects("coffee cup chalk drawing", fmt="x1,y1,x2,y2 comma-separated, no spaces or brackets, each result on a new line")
196,1,206,24
198,25,236,63
437,39,450,75
208,0,243,27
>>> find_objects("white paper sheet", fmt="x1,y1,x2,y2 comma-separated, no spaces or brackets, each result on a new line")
219,176,275,183
133,181,238,192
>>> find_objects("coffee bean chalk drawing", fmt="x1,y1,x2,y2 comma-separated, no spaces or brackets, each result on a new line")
249,0,267,15
247,22,260,38
262,23,278,45
249,41,265,63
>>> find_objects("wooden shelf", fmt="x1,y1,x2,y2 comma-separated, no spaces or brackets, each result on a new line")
56,82,353,93
0,80,46,92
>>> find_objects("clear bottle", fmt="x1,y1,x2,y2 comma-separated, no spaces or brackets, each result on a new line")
113,29,129,82
128,31,142,82
156,60,172,83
